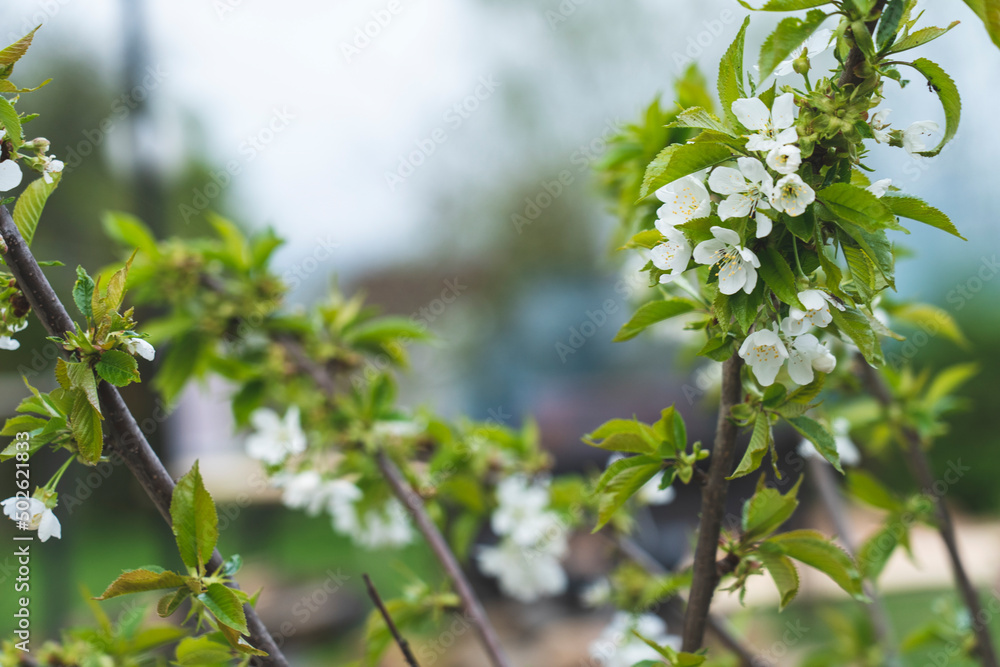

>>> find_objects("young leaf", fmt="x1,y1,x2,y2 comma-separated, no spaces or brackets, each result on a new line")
830,306,884,366
882,195,964,239
95,349,141,387
758,9,828,79
758,247,803,307
67,362,101,413
585,419,658,455
756,542,800,610
69,392,103,464
94,568,186,600
961,0,1000,49
766,529,865,599
729,412,770,480
170,461,219,573
847,470,903,511
902,59,960,157
175,636,235,665
614,298,698,342
0,97,22,149
73,266,95,320
594,458,663,531
12,171,60,245
639,143,732,200
157,587,192,618
786,416,842,472
718,17,751,131
198,582,249,635
858,522,900,580
817,183,896,232
102,211,160,258
0,27,39,68
668,107,733,135
742,476,802,541
888,22,960,54
875,0,905,49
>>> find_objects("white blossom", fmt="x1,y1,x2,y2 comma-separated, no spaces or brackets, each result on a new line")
732,93,798,152
276,471,362,529
773,29,834,77
870,108,892,143
0,336,20,351
708,157,773,221
354,499,414,549
902,121,939,155
0,160,23,191
766,144,802,175
649,227,692,283
770,173,815,217
693,226,760,296
580,578,612,608
785,333,837,384
798,417,861,466
2,497,61,542
654,175,711,230
246,406,307,465
637,472,676,506
41,154,63,184
588,612,681,667
477,533,568,603
492,475,563,548
738,325,789,387
124,336,156,361
783,289,843,335
867,178,892,198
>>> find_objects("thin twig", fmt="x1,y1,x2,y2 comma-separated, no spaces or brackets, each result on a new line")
837,0,887,87
377,451,512,667
0,206,289,667
858,359,998,667
681,355,744,653
363,573,422,667
807,456,896,657
616,535,756,666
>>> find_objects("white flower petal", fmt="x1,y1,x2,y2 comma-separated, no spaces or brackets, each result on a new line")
732,98,770,130
708,166,748,195
771,93,797,130
755,211,773,238
710,225,742,247
737,157,769,184
718,194,753,220
0,161,23,192
693,238,726,265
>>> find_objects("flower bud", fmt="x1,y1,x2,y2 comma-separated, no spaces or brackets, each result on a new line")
792,54,811,75
24,137,50,152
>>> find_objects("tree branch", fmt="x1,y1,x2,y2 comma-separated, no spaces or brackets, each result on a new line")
681,355,744,653
363,573,421,667
838,0,887,87
0,205,289,667
617,535,756,666
376,451,511,667
857,359,998,667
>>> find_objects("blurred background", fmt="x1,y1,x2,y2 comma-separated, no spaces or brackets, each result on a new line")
0,0,998,664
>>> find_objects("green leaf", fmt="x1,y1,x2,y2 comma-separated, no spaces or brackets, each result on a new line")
594,458,663,531
758,10,829,79
766,529,865,599
858,523,899,580
0,27,39,68
756,542,800,610
12,171,60,244
847,470,903,511
831,305,883,366
786,416,841,472
170,461,219,573
156,587,192,618
901,59,960,157
882,195,963,239
891,303,968,348
69,392,103,465
817,183,896,232
207,212,250,271
639,143,732,200
0,97,22,149
738,0,834,9
614,298,698,342
843,246,876,302
876,0,906,49
925,362,978,406
668,107,733,135
837,224,894,288
961,0,1000,49
729,412,771,480
67,362,101,413
585,419,658,454
94,568,186,600
718,17,751,131
103,211,160,258
175,636,235,665
888,22,960,54
758,247,803,308
742,476,802,541
155,332,206,406
96,349,141,387
198,583,249,635
73,266,95,320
